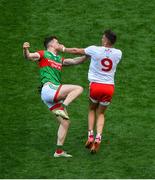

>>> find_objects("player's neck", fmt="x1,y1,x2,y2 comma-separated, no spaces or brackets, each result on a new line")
104,45,113,48
103,43,113,48
47,47,58,55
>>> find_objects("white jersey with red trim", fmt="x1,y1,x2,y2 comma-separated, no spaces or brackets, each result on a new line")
84,46,122,84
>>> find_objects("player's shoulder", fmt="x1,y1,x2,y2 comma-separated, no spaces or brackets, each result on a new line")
113,48,122,54
85,45,99,55
36,50,45,59
112,48,122,57
37,50,44,52
86,45,98,49
37,50,45,55
88,45,104,52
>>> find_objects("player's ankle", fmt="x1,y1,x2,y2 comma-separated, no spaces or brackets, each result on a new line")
58,103,67,110
95,133,102,143
88,130,94,142
62,103,67,109
55,145,64,154
88,130,94,137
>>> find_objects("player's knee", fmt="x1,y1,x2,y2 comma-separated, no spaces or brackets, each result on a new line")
66,120,70,128
67,120,71,125
63,119,70,127
77,86,83,94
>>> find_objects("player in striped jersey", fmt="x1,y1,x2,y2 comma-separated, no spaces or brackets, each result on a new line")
23,36,87,157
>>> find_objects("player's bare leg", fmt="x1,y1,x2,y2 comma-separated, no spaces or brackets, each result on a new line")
56,116,70,145
88,101,98,131
96,105,106,135
54,116,72,157
53,85,83,119
85,101,98,149
58,84,83,105
90,105,107,153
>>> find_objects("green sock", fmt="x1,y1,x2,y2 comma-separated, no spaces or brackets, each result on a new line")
62,103,67,108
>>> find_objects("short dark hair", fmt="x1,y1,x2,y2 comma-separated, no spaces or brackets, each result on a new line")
44,36,58,49
103,30,117,45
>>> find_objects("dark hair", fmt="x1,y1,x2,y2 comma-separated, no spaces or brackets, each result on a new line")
44,36,58,49
103,30,117,45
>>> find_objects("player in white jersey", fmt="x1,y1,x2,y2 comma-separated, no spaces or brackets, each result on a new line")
60,30,122,153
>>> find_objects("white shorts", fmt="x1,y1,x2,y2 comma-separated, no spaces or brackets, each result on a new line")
41,83,63,111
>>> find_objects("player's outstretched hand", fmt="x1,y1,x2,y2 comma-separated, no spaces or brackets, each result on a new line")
58,44,65,52
23,42,30,49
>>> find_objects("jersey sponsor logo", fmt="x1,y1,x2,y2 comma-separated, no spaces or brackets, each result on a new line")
39,58,62,70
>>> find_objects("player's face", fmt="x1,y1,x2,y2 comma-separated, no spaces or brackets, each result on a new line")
102,35,109,46
49,39,60,49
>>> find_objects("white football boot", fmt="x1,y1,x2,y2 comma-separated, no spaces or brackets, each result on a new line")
54,151,72,158
53,109,69,119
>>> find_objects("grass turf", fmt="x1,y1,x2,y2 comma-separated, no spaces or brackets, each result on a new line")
0,0,155,178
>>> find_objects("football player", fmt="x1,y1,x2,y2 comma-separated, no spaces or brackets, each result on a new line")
23,36,87,157
61,30,122,153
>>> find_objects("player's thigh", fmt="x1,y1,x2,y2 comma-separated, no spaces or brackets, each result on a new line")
97,104,107,114
90,82,114,101
57,84,83,100
41,84,56,103
41,84,64,111
89,99,99,110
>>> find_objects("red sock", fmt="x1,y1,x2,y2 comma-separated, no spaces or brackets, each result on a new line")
59,106,64,110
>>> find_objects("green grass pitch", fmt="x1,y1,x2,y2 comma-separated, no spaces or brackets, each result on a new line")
0,0,155,178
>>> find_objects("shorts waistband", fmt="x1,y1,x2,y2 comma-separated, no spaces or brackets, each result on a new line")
43,82,60,90
43,82,52,87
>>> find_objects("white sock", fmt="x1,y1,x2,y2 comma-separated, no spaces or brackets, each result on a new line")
88,130,94,137
96,133,102,141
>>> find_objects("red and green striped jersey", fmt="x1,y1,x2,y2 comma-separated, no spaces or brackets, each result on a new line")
37,50,64,85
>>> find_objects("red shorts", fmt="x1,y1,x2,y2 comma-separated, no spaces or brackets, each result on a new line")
89,82,114,106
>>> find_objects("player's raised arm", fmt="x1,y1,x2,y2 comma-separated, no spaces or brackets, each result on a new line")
23,42,40,61
63,55,88,66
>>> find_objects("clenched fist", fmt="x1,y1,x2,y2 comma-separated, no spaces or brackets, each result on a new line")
57,44,65,52
23,42,30,49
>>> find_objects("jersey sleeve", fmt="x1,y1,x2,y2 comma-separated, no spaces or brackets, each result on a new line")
37,50,44,60
61,57,65,63
117,50,122,60
115,50,122,63
84,46,97,56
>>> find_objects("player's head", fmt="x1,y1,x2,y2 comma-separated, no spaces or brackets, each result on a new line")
102,30,117,46
44,36,60,50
